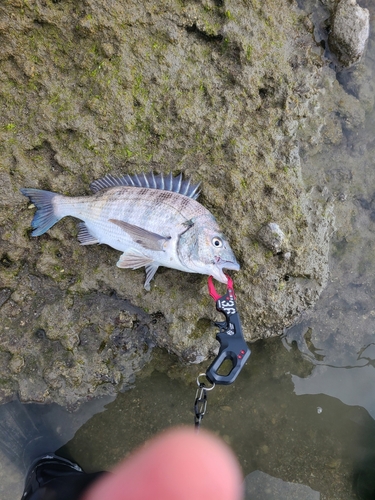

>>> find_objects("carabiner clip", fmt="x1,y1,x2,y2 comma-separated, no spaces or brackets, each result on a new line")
205,276,251,385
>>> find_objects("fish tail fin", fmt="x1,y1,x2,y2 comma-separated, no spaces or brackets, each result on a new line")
20,188,61,236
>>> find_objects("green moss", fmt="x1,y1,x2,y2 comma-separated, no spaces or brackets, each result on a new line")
189,318,212,340
221,37,230,54
200,295,211,308
118,146,134,159
251,263,259,274
245,45,253,62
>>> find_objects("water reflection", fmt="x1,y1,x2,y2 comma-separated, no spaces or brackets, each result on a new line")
56,340,375,499
284,323,375,431
292,364,375,419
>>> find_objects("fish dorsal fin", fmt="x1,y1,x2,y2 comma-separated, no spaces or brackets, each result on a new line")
90,172,201,200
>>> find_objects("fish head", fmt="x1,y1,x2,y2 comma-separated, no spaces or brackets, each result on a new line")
177,216,240,283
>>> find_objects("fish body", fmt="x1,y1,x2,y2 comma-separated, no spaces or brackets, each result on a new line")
21,172,240,290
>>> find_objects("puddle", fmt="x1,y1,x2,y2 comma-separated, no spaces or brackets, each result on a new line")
3,339,374,499
56,338,375,500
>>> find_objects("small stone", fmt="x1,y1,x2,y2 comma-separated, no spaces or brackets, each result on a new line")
102,42,115,58
9,354,25,374
222,435,232,445
257,223,286,254
220,405,232,412
60,332,80,350
118,311,135,328
327,458,341,469
303,16,314,33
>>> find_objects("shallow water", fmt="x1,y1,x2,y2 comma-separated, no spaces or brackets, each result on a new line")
2,3,375,500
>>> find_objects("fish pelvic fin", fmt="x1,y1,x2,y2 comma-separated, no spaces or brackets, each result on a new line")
109,219,170,251
144,263,159,291
77,222,99,245
117,251,159,291
20,188,60,236
116,251,153,270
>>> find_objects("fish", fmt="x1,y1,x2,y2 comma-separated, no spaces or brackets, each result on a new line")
21,172,240,290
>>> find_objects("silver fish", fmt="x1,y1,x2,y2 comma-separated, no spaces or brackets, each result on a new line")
21,172,240,290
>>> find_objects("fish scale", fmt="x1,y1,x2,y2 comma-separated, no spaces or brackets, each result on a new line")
21,172,239,290
82,188,207,234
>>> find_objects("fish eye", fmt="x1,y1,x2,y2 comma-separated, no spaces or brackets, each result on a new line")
212,237,223,248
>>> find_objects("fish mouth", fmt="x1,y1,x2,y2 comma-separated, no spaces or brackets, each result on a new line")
211,258,240,284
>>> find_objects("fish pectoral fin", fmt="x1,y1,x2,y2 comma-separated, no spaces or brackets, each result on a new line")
144,263,159,291
77,222,99,245
109,219,170,251
117,251,153,270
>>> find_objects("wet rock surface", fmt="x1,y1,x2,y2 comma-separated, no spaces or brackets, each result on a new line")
0,0,370,406
0,277,160,408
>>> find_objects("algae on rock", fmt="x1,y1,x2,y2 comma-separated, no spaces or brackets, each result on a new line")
0,0,365,406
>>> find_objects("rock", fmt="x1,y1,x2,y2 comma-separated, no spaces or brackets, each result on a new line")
9,355,25,374
0,0,354,407
328,0,370,67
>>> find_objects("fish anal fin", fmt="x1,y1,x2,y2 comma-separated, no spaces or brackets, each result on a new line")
77,222,99,245
117,252,153,270
109,219,170,251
